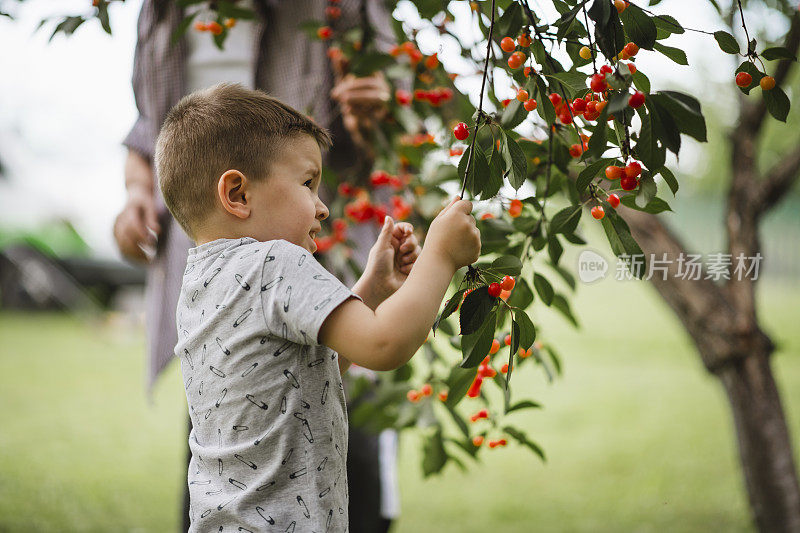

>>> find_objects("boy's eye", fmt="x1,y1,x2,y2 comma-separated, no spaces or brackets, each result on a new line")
304,179,313,188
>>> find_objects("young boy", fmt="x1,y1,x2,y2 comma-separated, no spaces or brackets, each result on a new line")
155,83,480,532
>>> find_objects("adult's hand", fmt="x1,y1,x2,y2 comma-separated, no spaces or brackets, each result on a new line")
330,72,390,149
113,150,161,263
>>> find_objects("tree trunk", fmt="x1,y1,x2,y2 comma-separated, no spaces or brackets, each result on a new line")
718,351,800,533
621,207,800,531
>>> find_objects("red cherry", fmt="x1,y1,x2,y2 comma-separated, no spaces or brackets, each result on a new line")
453,122,469,140
438,391,448,402
524,66,535,77
608,193,621,208
591,206,605,220
517,89,529,101
628,91,645,109
207,21,223,35
517,33,532,47
507,51,525,69
569,144,583,158
489,339,501,354
508,198,523,218
193,21,208,32
620,175,638,191
317,26,333,40
605,165,623,179
736,71,753,87
625,161,642,178
406,390,421,402
500,37,516,53
548,93,562,107
600,64,613,75
626,62,637,74
624,42,639,57
500,275,515,291
501,363,509,373
572,98,587,113
590,73,606,93
325,6,341,19
559,111,574,125
473,436,484,446
523,99,537,111
395,89,412,106
466,376,483,398
504,334,512,346
488,282,502,297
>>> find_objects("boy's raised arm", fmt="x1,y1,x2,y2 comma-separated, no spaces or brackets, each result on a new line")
319,198,480,371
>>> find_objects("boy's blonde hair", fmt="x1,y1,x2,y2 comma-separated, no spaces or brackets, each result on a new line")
155,83,332,240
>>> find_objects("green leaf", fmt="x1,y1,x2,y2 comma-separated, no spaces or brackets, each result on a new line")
618,4,657,50
714,30,740,54
444,367,475,409
514,310,536,350
497,2,524,38
547,71,590,96
533,273,554,305
652,14,684,36
503,426,546,461
433,288,466,334
761,47,798,61
594,10,625,60
549,205,582,234
645,97,681,154
460,144,490,198
502,133,528,190
535,77,557,125
763,86,790,122
632,70,651,93
171,11,199,44
482,148,505,200
653,42,688,65
350,52,395,77
620,195,673,214
507,277,534,308
552,294,579,327
422,429,447,477
490,256,523,277
657,91,706,142
506,400,543,414
606,90,631,116
587,0,611,26
585,116,609,159
460,310,497,368
600,208,647,278
657,166,679,196
49,16,85,41
459,286,495,336
636,107,666,170
576,158,614,193
547,233,564,266
501,98,528,129
97,1,111,34
635,173,657,208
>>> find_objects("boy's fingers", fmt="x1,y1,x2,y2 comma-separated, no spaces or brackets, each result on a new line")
454,199,474,214
438,195,461,216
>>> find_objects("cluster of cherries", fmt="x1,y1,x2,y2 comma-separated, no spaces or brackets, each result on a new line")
193,17,235,35
315,0,340,40
736,71,776,91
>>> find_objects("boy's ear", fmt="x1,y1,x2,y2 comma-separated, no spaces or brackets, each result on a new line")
217,170,251,219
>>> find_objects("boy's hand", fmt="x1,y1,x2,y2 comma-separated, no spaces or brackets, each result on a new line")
425,196,481,270
363,216,421,302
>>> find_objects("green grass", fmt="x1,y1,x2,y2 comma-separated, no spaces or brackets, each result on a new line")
1,275,798,532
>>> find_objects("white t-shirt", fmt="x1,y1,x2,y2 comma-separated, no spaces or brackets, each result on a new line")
176,237,360,531
185,1,257,92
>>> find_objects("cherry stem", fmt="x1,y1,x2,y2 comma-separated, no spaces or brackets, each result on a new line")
581,3,598,75
459,0,497,199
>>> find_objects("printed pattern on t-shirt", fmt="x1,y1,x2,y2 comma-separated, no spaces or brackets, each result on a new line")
175,238,358,532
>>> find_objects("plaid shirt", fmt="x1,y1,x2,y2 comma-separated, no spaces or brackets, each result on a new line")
124,0,398,390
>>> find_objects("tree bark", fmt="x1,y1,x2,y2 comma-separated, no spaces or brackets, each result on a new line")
620,207,800,531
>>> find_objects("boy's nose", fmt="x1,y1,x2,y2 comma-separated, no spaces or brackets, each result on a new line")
316,201,329,221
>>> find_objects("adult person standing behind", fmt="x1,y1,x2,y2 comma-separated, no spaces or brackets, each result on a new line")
113,1,400,531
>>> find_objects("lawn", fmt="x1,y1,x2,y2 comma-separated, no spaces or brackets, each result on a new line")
0,274,798,532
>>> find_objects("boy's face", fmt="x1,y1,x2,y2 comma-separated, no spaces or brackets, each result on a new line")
248,135,329,253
